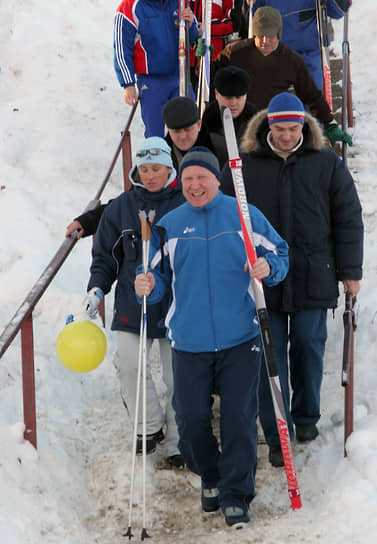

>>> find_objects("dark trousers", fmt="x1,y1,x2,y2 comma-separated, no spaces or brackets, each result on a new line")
172,338,261,510
258,309,327,446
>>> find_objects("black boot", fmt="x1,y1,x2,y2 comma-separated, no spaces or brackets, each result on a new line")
166,454,185,470
268,445,284,467
295,423,319,442
201,487,220,512
136,427,164,455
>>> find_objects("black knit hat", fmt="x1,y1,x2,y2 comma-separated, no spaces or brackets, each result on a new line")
253,7,282,39
214,66,251,97
179,146,221,181
162,96,200,129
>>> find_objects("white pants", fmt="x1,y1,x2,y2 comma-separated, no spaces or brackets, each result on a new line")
114,331,179,456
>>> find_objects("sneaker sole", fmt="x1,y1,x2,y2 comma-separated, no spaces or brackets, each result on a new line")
202,505,220,513
232,521,248,530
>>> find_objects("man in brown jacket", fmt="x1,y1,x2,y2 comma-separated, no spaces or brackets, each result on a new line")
214,6,352,147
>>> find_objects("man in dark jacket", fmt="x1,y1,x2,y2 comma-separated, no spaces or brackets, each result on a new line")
214,6,352,147
221,92,363,467
244,1,351,90
202,65,258,168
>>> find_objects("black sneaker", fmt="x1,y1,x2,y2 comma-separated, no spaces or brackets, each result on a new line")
166,454,185,470
201,487,220,512
223,506,249,528
268,445,284,467
136,427,164,455
295,423,319,442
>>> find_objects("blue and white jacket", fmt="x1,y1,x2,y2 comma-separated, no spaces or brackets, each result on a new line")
114,0,199,88
142,191,289,352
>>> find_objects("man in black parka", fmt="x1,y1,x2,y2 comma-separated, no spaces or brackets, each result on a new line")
220,92,363,467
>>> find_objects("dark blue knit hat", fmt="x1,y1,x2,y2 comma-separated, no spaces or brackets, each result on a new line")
179,146,221,181
267,92,305,125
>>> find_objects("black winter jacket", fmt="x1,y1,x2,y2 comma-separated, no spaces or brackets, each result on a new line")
88,169,185,337
221,110,363,312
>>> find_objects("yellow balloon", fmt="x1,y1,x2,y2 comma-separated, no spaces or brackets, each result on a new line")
56,320,107,372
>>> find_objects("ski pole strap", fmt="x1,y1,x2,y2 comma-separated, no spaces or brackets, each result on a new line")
152,225,167,274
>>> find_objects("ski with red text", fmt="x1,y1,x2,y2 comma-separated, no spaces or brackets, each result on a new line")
222,106,302,511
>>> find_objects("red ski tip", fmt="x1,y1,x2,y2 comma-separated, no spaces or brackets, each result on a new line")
290,493,302,510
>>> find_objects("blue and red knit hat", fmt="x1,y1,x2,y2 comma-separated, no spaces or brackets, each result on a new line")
267,92,305,125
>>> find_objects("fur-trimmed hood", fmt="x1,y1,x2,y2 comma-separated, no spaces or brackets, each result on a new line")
240,108,327,154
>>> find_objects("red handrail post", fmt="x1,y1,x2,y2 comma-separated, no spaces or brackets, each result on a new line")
121,131,133,192
21,315,37,449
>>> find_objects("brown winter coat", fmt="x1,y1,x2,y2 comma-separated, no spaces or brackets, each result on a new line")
214,38,334,126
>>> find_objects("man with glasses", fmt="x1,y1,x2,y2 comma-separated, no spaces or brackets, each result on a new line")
214,6,352,147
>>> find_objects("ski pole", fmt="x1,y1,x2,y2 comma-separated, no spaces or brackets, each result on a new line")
315,0,333,111
124,208,155,540
197,0,213,117
222,106,302,510
247,0,253,39
179,0,190,97
341,4,353,164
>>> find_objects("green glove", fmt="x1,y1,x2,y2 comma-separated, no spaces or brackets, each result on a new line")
195,39,214,61
195,37,207,57
325,123,353,147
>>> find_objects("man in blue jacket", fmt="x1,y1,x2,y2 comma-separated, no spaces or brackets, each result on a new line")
135,147,289,527
114,0,198,138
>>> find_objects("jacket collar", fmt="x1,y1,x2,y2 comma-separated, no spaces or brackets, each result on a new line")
240,108,327,155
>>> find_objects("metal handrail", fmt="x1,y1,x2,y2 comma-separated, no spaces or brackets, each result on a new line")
340,3,356,456
0,100,139,448
0,100,138,360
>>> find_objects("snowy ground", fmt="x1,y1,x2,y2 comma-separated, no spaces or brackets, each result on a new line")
1,1,377,542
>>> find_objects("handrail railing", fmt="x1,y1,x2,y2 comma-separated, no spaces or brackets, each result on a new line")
0,100,139,448
340,2,356,457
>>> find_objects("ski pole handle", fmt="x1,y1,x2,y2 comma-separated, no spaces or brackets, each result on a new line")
139,209,155,241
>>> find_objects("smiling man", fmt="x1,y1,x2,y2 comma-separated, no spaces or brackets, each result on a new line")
135,146,289,528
